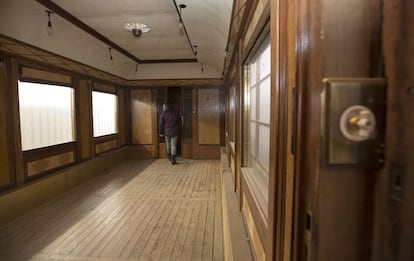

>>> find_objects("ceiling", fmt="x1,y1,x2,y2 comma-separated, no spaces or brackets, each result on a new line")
0,0,233,80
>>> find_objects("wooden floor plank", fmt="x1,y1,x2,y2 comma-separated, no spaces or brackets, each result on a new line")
169,201,197,261
99,198,157,258
180,201,203,260
202,200,216,261
122,199,169,259
147,199,184,260
0,159,223,261
214,162,224,261
191,200,209,261
90,198,152,257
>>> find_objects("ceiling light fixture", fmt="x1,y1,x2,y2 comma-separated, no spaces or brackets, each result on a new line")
174,2,198,58
108,47,113,61
45,10,54,36
124,22,151,37
193,45,198,56
178,4,186,34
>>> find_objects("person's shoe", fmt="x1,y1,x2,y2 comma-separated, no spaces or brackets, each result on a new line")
171,155,177,165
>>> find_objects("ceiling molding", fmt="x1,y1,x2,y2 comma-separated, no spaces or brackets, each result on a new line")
141,58,198,64
34,0,198,64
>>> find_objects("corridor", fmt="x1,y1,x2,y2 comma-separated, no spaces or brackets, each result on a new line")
0,159,223,261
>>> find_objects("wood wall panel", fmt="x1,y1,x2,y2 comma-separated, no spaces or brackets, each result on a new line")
27,151,75,176
372,1,414,260
78,79,92,160
118,88,126,147
128,145,156,159
193,146,221,159
243,193,266,261
21,67,71,84
10,59,24,185
131,89,153,145
0,147,128,227
198,88,220,145
95,140,117,155
0,62,11,187
93,81,116,93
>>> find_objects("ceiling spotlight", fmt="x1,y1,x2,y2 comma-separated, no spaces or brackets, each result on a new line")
193,45,198,56
124,22,150,37
108,47,113,62
178,4,186,33
45,10,54,36
132,28,142,37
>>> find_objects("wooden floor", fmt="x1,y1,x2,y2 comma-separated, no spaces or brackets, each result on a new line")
0,159,223,261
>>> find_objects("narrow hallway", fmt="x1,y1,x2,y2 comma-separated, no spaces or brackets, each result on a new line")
0,159,223,261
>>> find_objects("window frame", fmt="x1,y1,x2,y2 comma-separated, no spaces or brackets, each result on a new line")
241,29,271,221
17,67,77,180
91,84,119,155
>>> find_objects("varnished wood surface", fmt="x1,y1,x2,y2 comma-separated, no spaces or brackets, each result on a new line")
198,88,220,145
0,159,223,261
131,89,153,145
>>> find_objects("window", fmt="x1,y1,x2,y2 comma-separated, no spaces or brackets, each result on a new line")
18,81,75,151
229,81,236,145
244,35,271,196
92,91,118,137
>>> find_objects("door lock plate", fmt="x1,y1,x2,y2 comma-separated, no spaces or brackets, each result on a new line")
321,78,386,167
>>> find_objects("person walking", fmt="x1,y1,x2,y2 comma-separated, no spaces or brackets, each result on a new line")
159,100,181,165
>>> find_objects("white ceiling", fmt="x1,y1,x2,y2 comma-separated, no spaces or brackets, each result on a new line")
0,0,233,80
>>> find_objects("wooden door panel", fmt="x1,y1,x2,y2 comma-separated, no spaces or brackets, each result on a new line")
193,87,221,159
131,89,152,144
198,88,220,145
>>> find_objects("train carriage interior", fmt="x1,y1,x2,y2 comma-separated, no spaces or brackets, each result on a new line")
0,0,413,260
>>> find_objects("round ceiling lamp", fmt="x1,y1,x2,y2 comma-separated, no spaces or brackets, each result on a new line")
123,22,151,37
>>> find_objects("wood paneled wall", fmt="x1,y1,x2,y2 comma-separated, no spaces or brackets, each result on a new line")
118,88,127,147
198,88,220,145
372,1,414,260
21,67,72,84
192,87,222,160
131,89,153,145
27,151,75,176
0,54,130,226
0,147,128,227
130,89,157,158
224,0,273,260
77,79,92,160
0,61,11,188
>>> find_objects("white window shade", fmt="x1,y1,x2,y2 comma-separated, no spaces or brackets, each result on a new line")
18,81,75,151
92,91,118,137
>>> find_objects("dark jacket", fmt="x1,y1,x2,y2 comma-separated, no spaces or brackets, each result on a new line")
159,107,181,137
